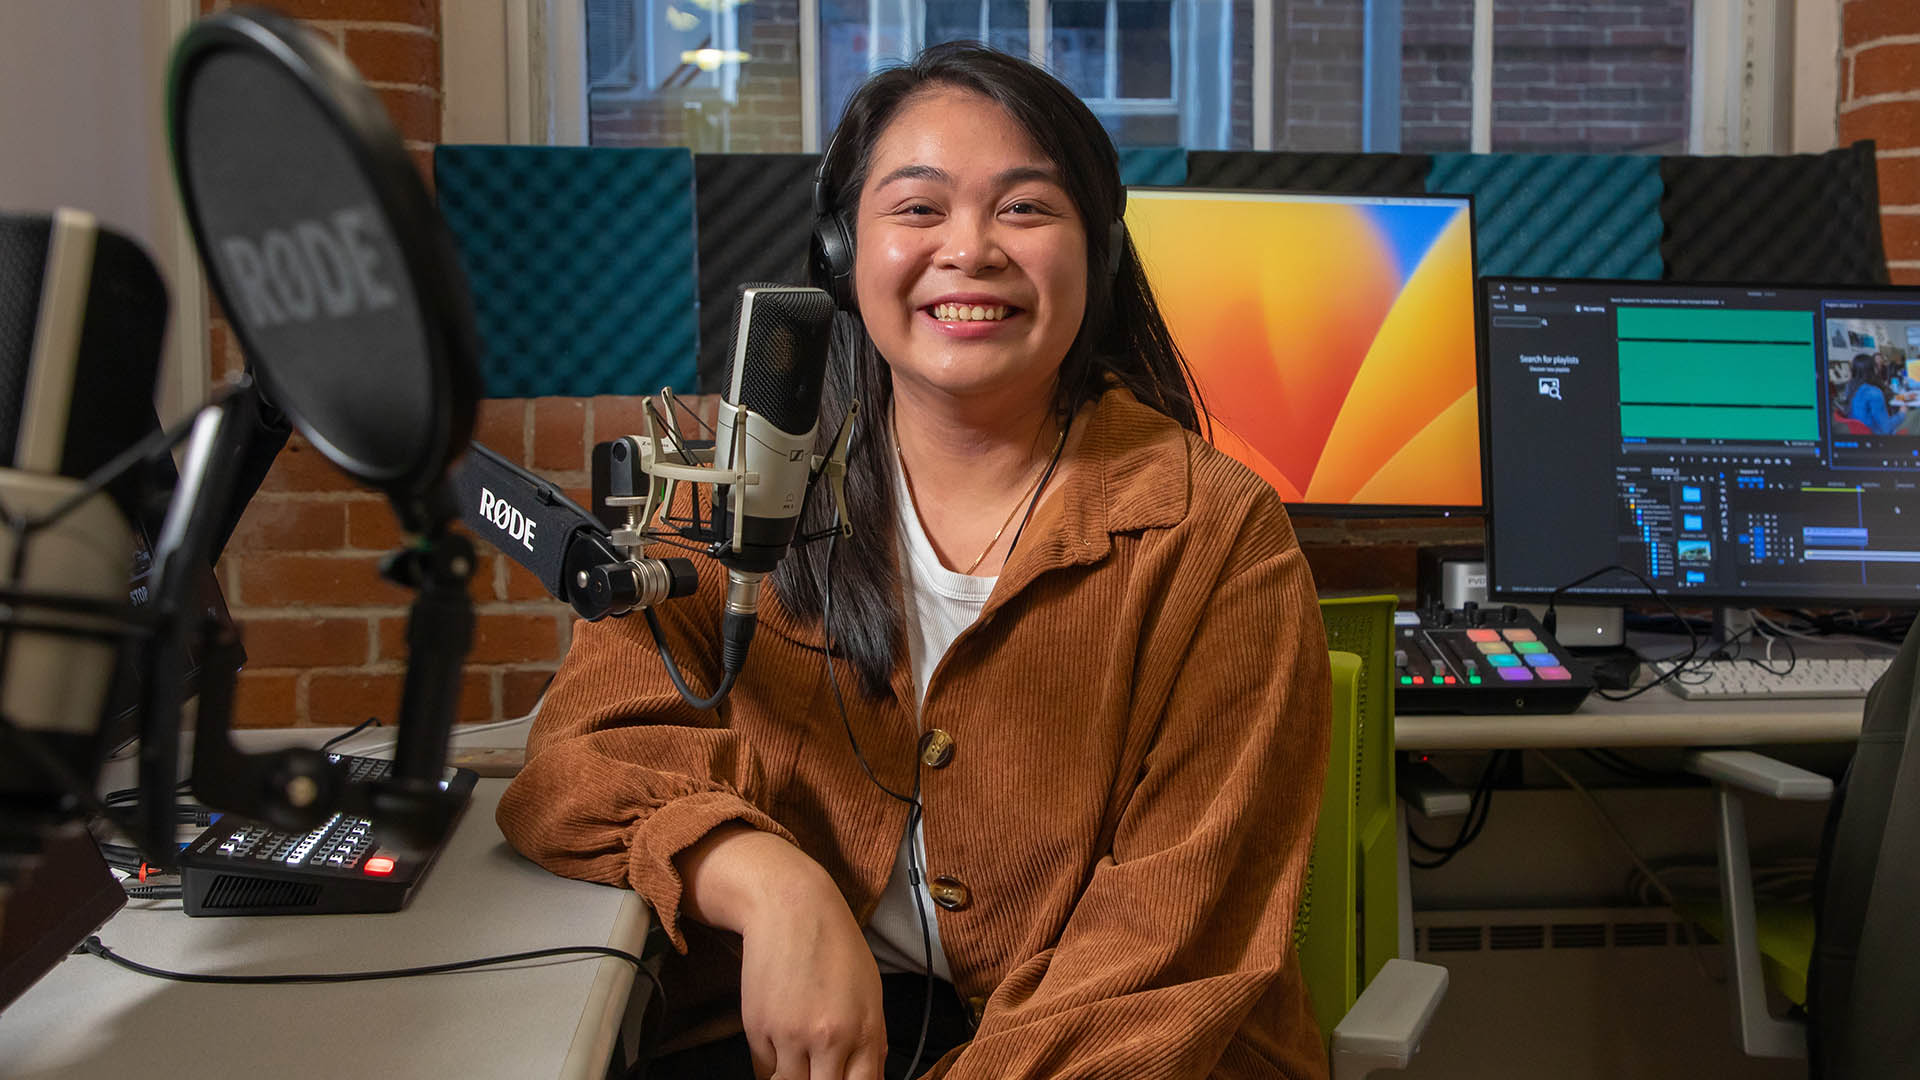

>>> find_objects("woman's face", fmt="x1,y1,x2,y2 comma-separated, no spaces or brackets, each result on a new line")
851,86,1089,406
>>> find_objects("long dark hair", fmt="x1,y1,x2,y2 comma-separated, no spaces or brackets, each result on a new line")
773,42,1203,696
1849,352,1887,404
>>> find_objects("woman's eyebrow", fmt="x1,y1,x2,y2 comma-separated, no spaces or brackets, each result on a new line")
870,163,1065,191
873,163,953,189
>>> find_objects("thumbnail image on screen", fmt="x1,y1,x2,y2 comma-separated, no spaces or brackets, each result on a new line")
1125,189,1479,512
1481,277,1920,605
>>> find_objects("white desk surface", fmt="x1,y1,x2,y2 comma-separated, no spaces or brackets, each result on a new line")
1396,691,1863,750
0,777,650,1080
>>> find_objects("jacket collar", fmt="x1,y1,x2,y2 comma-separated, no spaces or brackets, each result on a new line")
986,386,1191,608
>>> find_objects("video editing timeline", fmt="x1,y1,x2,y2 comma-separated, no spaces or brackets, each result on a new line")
1482,278,1920,604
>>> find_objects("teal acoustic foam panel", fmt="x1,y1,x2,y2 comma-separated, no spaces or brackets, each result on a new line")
1185,151,1431,195
1119,147,1187,188
435,146,699,398
1429,153,1663,279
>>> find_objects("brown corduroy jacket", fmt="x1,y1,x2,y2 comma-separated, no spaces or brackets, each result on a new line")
496,388,1332,1078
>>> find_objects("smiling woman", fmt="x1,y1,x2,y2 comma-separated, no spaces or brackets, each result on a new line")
496,42,1333,1080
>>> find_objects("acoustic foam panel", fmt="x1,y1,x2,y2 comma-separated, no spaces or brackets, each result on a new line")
693,153,819,393
1119,147,1188,188
1429,153,1663,279
1660,140,1890,286
435,145,699,398
1184,151,1431,195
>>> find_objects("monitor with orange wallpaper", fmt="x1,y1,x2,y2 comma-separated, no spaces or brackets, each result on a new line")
1124,188,1481,514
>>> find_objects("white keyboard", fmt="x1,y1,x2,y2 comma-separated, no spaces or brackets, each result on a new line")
1663,656,1892,701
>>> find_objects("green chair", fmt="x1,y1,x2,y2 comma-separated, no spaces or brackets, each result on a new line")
1297,597,1448,1078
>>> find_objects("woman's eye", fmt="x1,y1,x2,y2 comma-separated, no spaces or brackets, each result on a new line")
1006,202,1040,215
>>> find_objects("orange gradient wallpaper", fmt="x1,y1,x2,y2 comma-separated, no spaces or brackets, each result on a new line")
1125,189,1480,509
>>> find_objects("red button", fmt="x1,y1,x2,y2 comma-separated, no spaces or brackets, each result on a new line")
1467,629,1499,642
365,856,396,875
1536,666,1573,681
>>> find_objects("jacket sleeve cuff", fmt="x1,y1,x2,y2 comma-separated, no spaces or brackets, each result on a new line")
625,790,795,953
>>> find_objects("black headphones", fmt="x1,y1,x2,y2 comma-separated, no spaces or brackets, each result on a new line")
808,134,1130,312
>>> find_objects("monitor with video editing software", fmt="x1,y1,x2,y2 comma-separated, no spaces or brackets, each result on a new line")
1125,188,1480,514
1480,276,1920,606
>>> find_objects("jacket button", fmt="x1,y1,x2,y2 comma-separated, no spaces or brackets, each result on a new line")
928,875,972,911
966,995,986,1024
921,729,955,768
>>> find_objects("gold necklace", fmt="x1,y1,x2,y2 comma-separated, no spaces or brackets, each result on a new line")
895,416,1065,575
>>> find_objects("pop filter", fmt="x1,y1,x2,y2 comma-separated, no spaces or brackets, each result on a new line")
166,6,479,530
163,7,481,848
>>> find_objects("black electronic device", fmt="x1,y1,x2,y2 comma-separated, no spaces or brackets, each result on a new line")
1481,276,1920,608
1393,603,1593,714
178,753,477,917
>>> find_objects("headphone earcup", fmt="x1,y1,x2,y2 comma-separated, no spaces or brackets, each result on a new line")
1106,219,1127,281
810,212,857,312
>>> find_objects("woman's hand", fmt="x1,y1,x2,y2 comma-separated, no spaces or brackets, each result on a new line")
677,826,888,1080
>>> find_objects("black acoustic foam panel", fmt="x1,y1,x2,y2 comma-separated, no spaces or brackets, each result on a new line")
695,153,820,393
1660,140,1890,286
1184,151,1432,195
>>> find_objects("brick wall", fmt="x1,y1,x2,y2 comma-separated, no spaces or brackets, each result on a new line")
1841,0,1920,285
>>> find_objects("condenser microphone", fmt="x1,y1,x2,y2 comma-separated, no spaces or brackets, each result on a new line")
711,283,834,579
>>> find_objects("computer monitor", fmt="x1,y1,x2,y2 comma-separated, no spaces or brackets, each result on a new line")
1480,276,1920,606
1125,187,1480,514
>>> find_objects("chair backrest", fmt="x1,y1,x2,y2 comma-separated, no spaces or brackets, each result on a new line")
1317,595,1402,988
1297,650,1361,1042
1808,618,1920,1077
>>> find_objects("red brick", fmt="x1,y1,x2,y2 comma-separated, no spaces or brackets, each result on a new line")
1884,212,1920,262
232,671,300,729
1878,154,1920,209
1300,543,1420,594
1896,266,1920,285
593,394,662,446
343,26,439,86
258,437,366,494
226,497,349,552
378,611,561,663
271,0,435,26
309,669,490,727
345,497,406,551
1844,0,1920,49
234,553,413,607
237,616,370,667
1854,41,1920,100
473,399,528,461
532,397,589,472
373,85,439,144
1843,100,1920,152
502,668,559,718
503,559,551,602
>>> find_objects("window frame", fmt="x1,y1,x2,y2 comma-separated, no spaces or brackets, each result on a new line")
476,0,1832,155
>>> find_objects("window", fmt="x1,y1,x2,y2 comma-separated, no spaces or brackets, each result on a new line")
818,0,1253,149
587,0,803,151
577,0,1735,155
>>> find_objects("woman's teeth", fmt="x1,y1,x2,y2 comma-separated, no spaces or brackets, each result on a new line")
932,303,1010,322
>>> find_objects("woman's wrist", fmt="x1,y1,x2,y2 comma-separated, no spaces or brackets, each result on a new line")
677,824,840,935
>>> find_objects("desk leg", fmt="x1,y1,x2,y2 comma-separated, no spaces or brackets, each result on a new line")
1396,803,1415,960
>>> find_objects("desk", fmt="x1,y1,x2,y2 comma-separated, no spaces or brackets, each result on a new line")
1397,692,1863,750
0,779,651,1080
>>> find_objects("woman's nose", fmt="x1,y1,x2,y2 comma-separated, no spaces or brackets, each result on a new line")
935,212,1007,275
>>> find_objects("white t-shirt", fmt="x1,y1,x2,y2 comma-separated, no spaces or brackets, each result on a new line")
861,458,993,982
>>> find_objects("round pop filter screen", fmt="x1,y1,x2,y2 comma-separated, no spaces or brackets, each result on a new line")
171,13,475,502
